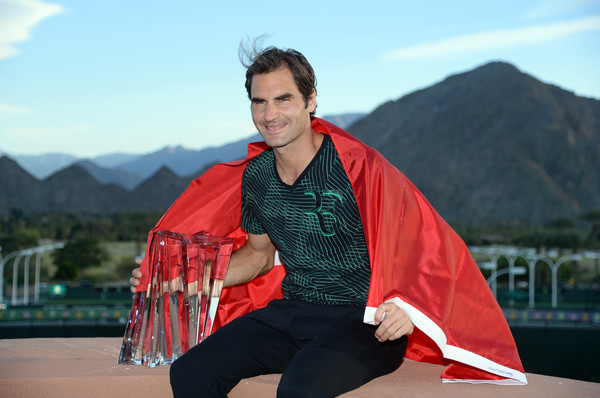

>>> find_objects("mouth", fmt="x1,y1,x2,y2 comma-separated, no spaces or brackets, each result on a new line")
264,122,287,134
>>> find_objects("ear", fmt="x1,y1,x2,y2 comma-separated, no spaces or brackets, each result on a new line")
307,88,317,112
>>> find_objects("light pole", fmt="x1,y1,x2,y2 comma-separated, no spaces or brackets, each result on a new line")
472,247,501,297
34,249,43,302
23,249,33,306
11,252,24,305
32,243,64,302
526,255,553,309
551,254,583,308
474,246,529,300
0,250,20,303
486,267,527,300
506,252,533,307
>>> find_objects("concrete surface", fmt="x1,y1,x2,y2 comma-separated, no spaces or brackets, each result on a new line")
0,337,598,397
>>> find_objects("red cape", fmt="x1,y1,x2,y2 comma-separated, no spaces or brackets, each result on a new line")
137,118,526,384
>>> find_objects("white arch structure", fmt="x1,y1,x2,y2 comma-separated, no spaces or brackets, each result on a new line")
471,247,600,309
0,243,64,305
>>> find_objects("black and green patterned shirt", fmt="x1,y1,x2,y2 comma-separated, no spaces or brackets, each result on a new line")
241,134,371,306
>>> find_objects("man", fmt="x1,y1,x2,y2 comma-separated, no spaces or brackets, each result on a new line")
131,45,525,397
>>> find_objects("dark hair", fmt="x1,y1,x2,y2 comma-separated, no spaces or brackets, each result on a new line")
239,42,317,116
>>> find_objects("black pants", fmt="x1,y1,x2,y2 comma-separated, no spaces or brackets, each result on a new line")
170,299,407,398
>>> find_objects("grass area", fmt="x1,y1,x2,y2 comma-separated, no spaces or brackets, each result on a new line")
78,240,141,283
19,240,146,286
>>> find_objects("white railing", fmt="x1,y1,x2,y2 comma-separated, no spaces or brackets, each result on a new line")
0,243,64,305
471,246,600,309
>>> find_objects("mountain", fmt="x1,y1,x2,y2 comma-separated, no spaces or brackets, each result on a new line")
75,160,143,191
0,112,367,215
6,152,79,180
347,61,600,226
1,64,598,226
41,165,135,213
0,156,44,213
132,167,194,211
116,114,365,179
117,135,260,180
0,151,141,181
91,153,140,168
322,113,365,129
0,158,136,214
2,113,365,185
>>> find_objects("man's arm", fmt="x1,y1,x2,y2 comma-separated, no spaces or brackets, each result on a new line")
129,233,276,293
223,232,276,287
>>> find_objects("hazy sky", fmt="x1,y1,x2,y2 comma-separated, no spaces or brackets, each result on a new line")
1,0,599,157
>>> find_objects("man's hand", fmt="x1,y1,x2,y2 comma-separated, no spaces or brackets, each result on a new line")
374,302,414,342
129,267,143,294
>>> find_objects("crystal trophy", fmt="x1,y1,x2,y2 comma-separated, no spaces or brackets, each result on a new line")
118,230,233,367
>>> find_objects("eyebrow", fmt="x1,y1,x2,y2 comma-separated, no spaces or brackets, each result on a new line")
275,93,293,101
251,93,293,103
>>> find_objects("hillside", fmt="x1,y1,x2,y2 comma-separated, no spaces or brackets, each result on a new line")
0,159,190,214
347,62,600,226
0,157,44,213
1,62,598,226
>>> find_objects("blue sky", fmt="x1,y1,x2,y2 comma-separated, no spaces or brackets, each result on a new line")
1,0,599,158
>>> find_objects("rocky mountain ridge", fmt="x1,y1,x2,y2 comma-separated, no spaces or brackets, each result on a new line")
1,63,598,226
347,62,600,225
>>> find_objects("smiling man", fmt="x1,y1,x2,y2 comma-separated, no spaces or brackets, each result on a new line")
166,46,413,398
131,44,525,398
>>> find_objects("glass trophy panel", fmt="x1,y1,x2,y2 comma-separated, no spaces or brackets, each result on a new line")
118,230,234,367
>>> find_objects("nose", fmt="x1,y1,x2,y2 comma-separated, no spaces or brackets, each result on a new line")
264,102,278,122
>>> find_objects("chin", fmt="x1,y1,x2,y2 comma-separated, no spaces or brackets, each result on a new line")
259,132,285,147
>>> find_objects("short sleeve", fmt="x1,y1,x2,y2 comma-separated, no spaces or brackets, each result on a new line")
241,168,267,235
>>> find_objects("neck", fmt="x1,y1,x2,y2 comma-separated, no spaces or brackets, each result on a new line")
274,129,323,185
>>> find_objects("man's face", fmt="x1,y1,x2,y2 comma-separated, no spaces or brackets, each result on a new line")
250,66,316,150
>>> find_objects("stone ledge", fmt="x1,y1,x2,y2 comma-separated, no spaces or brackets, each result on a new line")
0,337,598,398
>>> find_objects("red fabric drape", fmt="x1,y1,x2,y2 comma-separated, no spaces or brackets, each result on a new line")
136,118,526,384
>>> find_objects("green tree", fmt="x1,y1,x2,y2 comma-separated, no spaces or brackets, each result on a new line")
51,237,109,279
545,218,584,285
53,261,79,281
581,210,600,281
0,228,40,255
513,228,549,253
